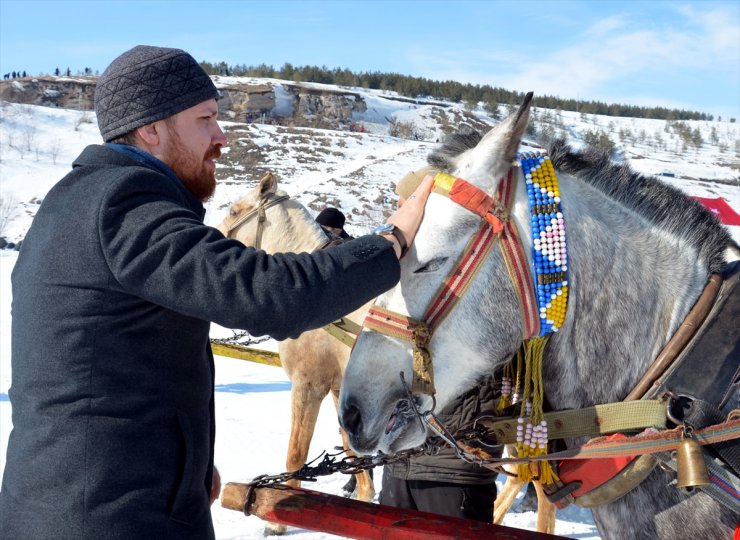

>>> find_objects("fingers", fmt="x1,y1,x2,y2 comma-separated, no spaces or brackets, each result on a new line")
385,174,434,258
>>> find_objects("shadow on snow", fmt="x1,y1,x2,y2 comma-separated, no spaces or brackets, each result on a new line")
215,382,291,394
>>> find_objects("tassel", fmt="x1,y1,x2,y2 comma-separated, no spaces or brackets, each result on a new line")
514,336,559,485
496,361,514,412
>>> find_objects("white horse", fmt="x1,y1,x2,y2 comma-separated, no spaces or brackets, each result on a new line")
339,94,739,539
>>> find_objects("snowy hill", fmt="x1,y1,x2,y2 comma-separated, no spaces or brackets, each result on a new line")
1,80,739,539
2,77,738,244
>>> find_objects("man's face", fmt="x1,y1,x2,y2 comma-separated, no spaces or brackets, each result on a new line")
321,225,344,236
158,99,227,202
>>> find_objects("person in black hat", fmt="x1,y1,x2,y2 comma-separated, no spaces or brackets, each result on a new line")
0,45,434,539
316,207,352,239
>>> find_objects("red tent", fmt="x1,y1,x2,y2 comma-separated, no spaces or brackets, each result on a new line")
692,196,740,226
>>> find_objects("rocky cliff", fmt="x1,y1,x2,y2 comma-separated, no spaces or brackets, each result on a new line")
0,76,366,130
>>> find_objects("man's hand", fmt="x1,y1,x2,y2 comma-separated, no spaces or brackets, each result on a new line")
211,466,221,505
385,174,434,258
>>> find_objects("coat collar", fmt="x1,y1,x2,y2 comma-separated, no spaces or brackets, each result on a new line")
73,144,206,219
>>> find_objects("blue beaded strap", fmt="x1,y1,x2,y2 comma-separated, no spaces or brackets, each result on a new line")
519,152,568,335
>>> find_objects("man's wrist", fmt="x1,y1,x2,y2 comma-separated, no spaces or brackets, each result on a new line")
378,233,402,258
372,223,407,258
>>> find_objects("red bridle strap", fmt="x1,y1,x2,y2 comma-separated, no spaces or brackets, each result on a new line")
496,170,540,339
362,167,540,395
433,172,506,234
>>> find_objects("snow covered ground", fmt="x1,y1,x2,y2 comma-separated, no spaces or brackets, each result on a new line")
0,80,738,538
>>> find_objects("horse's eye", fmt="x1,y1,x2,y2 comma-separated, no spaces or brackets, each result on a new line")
413,257,448,274
229,208,239,217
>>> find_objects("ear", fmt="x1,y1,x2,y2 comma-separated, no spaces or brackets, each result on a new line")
475,92,533,185
258,172,277,197
506,92,533,157
136,122,160,146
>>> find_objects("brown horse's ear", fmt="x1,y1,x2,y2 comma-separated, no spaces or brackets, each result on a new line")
258,172,277,197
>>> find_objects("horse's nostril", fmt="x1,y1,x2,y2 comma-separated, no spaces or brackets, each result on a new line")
341,401,363,433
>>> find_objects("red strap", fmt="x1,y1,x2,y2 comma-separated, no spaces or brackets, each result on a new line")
557,433,637,501
448,178,504,234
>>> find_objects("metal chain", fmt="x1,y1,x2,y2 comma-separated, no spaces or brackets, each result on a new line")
210,330,271,346
247,445,434,488
246,373,506,489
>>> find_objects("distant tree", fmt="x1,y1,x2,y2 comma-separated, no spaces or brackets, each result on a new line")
54,67,60,76
66,67,71,76
583,129,616,155
0,193,18,238
198,60,715,121
710,127,719,145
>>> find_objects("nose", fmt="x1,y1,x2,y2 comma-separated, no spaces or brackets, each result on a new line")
213,123,228,147
339,399,363,436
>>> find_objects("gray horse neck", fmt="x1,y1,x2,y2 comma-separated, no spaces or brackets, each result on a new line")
542,176,711,410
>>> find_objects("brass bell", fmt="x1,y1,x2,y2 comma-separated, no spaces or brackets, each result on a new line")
675,435,710,491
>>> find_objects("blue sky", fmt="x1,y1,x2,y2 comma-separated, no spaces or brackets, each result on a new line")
1,0,738,119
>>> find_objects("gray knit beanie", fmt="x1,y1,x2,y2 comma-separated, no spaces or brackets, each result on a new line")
95,45,220,142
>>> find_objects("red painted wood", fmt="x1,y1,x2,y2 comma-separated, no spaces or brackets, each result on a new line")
222,482,569,539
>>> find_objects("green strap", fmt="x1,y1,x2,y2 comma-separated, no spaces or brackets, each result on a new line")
481,400,669,444
322,317,362,348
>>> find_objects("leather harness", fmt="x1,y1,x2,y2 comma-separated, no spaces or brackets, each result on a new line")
546,260,740,509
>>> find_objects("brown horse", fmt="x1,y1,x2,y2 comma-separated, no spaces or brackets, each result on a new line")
216,173,375,535
216,172,556,534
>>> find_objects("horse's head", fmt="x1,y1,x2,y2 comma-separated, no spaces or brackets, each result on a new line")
339,94,536,454
217,172,327,253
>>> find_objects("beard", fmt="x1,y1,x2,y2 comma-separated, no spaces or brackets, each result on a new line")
165,128,221,202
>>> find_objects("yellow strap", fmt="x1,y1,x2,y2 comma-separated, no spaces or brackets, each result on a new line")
210,341,281,367
322,318,361,348
432,172,457,196
483,400,668,444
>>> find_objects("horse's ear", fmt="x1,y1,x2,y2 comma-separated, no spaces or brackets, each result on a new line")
476,92,533,184
499,92,533,164
258,172,277,197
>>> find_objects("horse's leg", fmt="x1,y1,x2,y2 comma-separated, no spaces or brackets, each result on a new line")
532,480,557,534
493,468,525,524
264,380,325,536
331,391,375,502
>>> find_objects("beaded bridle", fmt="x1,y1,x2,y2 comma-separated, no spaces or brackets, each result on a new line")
362,151,569,397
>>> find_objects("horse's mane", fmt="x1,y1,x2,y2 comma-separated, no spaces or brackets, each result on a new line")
427,128,482,170
428,131,733,273
547,139,733,273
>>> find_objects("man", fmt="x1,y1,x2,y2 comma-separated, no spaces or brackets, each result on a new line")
379,378,501,522
316,207,352,239
0,45,432,539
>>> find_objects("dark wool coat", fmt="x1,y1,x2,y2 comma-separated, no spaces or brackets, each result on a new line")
383,377,501,484
0,145,399,539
